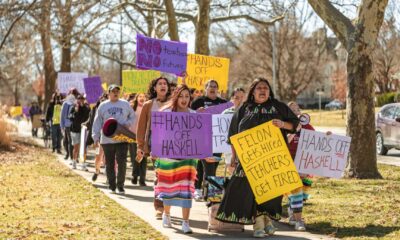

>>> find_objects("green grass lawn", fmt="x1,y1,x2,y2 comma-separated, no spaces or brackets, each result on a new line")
0,138,165,240
303,164,400,239
302,107,381,127
217,162,400,239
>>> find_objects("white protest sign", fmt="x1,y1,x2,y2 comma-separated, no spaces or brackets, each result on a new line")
57,72,88,94
294,129,351,178
79,125,88,163
212,114,233,153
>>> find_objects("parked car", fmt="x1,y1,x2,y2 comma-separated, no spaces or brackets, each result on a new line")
375,103,400,155
325,99,344,110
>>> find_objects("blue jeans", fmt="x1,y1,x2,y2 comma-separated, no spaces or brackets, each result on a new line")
51,124,62,150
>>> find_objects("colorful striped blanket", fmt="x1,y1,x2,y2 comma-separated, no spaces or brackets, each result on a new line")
154,158,198,200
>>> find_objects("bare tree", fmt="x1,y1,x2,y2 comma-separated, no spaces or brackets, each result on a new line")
308,0,389,179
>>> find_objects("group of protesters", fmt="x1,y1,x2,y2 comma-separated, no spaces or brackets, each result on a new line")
41,74,319,237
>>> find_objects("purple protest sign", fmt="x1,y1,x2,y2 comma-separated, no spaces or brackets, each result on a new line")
151,111,212,159
83,76,103,104
202,102,234,114
23,106,30,117
136,34,187,76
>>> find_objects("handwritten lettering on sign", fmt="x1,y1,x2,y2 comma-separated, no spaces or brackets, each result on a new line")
294,129,351,178
136,34,187,76
57,72,88,94
212,114,233,153
180,54,230,92
151,112,212,159
122,70,160,94
230,121,302,204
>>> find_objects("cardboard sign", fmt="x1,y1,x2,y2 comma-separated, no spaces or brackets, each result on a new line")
181,54,230,92
32,115,42,128
136,34,187,76
83,76,103,104
122,70,160,94
294,129,351,178
57,72,88,94
230,121,303,204
79,125,88,163
151,111,212,159
212,114,233,153
203,102,233,114
10,106,23,117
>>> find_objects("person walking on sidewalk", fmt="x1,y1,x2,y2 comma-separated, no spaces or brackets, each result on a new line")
136,77,171,218
190,80,227,200
69,95,90,170
60,88,79,161
46,92,63,154
92,85,135,194
155,84,197,234
129,93,148,186
216,78,299,238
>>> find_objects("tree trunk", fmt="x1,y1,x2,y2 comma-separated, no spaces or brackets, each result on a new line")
195,0,210,55
345,45,381,178
164,0,179,41
60,13,73,72
40,2,57,110
14,79,19,106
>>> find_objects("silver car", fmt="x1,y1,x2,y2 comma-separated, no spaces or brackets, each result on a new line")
376,103,400,155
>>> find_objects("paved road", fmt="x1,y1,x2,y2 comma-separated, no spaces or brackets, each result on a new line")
14,119,335,240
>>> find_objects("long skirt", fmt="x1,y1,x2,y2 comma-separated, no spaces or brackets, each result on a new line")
154,158,198,208
216,175,282,225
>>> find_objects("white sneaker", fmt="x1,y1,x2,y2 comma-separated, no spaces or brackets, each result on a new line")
162,214,172,228
181,220,193,234
288,216,297,226
295,221,306,231
72,160,77,169
81,163,88,171
194,189,202,201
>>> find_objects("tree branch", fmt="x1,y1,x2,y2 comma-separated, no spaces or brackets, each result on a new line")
211,14,285,25
307,0,355,47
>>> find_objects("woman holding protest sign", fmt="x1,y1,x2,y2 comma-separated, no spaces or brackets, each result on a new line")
191,79,227,200
153,84,197,234
216,78,299,238
129,93,148,186
136,77,171,219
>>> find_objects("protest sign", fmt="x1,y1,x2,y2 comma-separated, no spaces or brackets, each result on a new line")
230,121,302,204
32,115,42,128
83,76,103,104
102,82,108,91
136,34,187,76
57,72,88,94
52,105,61,125
122,70,160,93
79,125,88,163
181,54,230,92
10,106,22,117
212,114,233,153
151,111,212,159
202,102,233,114
294,129,351,178
22,106,30,117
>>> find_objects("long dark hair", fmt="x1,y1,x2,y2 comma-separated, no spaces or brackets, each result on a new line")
245,78,275,104
164,84,192,112
147,77,171,100
132,93,146,111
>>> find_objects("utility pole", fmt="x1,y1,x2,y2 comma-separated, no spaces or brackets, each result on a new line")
271,22,277,99
119,15,123,86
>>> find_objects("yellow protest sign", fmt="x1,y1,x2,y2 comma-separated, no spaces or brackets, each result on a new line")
52,104,61,125
122,70,160,94
10,106,22,117
230,121,303,204
101,82,108,91
180,54,229,92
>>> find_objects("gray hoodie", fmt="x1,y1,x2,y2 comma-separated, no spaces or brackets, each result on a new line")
92,99,135,144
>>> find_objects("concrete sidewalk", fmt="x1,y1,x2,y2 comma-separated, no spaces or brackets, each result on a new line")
15,119,335,239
